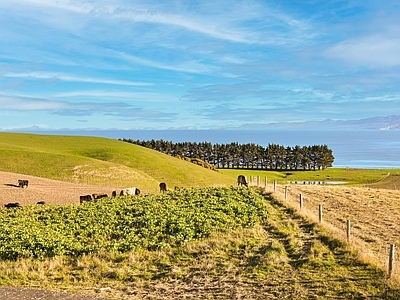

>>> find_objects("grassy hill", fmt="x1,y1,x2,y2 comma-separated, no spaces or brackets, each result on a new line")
0,132,234,191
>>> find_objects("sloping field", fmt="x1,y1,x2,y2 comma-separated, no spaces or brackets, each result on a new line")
368,173,400,190
0,171,118,206
273,183,400,278
0,133,235,192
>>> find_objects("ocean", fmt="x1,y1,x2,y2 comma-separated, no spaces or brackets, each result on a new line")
36,129,400,169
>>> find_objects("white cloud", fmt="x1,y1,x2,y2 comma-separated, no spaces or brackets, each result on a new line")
0,94,66,110
5,72,151,86
326,35,400,68
1,0,310,45
55,90,178,103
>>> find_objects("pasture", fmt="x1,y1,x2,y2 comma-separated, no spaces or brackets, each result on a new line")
220,168,400,187
273,183,400,277
1,132,400,299
0,132,235,192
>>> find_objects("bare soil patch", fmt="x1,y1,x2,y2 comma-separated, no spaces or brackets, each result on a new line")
0,171,119,207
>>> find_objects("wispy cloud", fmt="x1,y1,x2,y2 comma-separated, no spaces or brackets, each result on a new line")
6,72,151,86
0,94,67,110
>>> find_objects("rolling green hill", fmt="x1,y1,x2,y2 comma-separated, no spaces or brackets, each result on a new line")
0,132,235,191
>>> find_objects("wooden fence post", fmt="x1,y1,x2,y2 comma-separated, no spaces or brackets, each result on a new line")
346,220,351,242
273,180,277,192
389,244,395,278
285,186,288,199
265,177,268,188
318,205,323,223
299,194,303,210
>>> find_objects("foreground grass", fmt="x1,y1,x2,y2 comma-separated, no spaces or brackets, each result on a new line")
0,188,399,299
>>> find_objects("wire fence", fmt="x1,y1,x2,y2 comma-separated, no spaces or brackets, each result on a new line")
246,175,400,282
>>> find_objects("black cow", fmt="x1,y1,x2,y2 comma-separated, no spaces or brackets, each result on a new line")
36,201,46,205
4,202,21,208
18,180,29,188
80,194,93,204
237,175,248,187
159,182,167,193
92,193,108,200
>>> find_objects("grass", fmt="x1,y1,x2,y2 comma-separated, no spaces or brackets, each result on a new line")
220,167,400,186
1,190,399,299
0,132,235,191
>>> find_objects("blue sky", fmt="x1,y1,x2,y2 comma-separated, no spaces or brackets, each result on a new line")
1,0,400,130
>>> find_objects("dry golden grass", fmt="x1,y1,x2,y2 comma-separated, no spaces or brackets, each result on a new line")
270,181,400,281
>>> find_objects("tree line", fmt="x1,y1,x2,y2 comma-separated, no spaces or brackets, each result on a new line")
122,138,335,170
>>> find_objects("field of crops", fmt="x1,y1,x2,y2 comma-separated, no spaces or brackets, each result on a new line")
0,187,267,260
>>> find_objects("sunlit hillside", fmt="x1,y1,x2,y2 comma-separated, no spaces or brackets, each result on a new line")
0,132,235,192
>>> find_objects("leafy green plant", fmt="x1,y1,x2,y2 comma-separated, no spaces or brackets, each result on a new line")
0,187,268,260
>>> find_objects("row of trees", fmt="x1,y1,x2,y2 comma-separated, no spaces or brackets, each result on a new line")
122,138,335,170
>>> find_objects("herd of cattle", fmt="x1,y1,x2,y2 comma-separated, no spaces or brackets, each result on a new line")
79,182,170,204
79,186,141,204
3,176,250,208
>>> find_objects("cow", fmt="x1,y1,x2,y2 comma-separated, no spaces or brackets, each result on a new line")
112,190,117,197
159,182,167,193
36,201,46,205
237,175,248,187
80,194,93,204
92,193,108,200
120,187,140,196
18,180,29,188
4,202,21,208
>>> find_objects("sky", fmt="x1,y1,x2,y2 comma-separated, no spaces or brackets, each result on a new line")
1,0,400,130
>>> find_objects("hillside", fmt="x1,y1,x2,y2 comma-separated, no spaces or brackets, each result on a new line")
0,132,235,192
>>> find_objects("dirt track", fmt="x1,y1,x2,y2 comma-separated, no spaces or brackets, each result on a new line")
0,171,118,207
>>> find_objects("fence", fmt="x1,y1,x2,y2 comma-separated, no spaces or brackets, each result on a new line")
246,175,400,281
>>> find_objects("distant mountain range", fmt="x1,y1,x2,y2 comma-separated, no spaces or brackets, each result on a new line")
237,115,400,130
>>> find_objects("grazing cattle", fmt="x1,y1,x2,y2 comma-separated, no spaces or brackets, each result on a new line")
36,201,46,205
18,179,29,188
92,193,108,200
120,187,140,196
159,182,167,193
112,190,117,197
5,202,21,208
237,175,248,187
80,194,93,204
